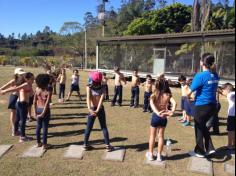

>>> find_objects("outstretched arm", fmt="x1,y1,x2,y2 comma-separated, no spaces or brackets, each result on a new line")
0,79,15,90
0,83,27,95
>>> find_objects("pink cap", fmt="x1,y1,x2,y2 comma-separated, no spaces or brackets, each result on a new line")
89,71,103,83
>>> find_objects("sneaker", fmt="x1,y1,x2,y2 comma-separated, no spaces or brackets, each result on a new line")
183,121,191,127
180,120,187,123
146,152,155,161
188,151,205,158
43,144,51,150
26,118,33,123
206,150,216,156
12,131,20,137
106,145,114,152
19,136,33,143
156,154,163,162
83,145,89,151
143,110,148,113
37,143,43,147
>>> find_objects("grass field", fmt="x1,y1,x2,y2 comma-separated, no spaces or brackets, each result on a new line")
0,66,234,176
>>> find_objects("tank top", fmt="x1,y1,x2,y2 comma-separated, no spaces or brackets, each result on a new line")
72,75,79,85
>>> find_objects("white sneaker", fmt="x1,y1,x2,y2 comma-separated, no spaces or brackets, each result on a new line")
206,150,216,156
156,153,163,162
146,152,155,161
188,151,205,158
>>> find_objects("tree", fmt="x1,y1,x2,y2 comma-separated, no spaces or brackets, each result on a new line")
60,22,83,35
157,0,167,9
84,12,97,28
124,3,192,35
145,0,156,11
192,0,211,32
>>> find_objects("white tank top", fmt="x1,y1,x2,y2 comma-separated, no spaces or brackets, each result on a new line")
72,75,79,85
227,92,235,117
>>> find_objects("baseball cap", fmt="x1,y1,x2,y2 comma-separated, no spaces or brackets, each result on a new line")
89,71,103,83
14,68,26,75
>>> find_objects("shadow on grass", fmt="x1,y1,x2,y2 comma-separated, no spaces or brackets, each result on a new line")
47,129,85,139
210,131,228,136
219,122,227,126
124,139,178,152
27,129,85,139
51,106,86,109
166,153,191,161
62,102,86,105
207,147,233,163
51,137,128,150
218,117,227,121
51,113,87,120
49,122,87,128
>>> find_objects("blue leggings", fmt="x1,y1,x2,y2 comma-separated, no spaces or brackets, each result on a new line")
15,102,28,137
36,108,50,145
84,107,110,146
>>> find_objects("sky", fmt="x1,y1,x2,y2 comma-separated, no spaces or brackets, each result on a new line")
0,0,234,37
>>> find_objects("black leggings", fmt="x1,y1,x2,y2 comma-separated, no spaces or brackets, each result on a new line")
194,104,216,155
59,84,65,99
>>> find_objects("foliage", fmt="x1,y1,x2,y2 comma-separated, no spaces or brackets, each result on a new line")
124,3,192,35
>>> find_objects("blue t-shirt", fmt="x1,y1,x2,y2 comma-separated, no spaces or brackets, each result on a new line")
190,71,219,106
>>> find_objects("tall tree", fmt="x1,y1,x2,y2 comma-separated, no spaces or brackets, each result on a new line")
84,12,97,28
60,22,83,35
192,0,211,32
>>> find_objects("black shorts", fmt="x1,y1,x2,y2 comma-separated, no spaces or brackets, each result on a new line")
48,85,53,92
8,94,18,110
71,84,80,92
28,96,34,107
151,113,167,128
227,116,235,131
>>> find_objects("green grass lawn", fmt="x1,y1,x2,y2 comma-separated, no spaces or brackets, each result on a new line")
0,66,234,176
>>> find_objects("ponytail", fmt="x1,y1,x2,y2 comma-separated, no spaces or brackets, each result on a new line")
201,53,216,72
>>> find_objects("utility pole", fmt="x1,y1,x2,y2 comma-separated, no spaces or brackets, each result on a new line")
98,0,108,37
84,28,88,69
102,0,106,37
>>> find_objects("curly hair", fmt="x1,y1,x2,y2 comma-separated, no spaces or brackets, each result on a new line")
35,74,50,89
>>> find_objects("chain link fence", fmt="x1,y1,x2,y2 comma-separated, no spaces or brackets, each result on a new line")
97,30,235,81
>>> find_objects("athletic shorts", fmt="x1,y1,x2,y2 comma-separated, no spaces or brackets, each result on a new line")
151,113,167,128
8,94,18,110
70,84,80,92
181,96,187,111
184,99,195,117
227,116,235,131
